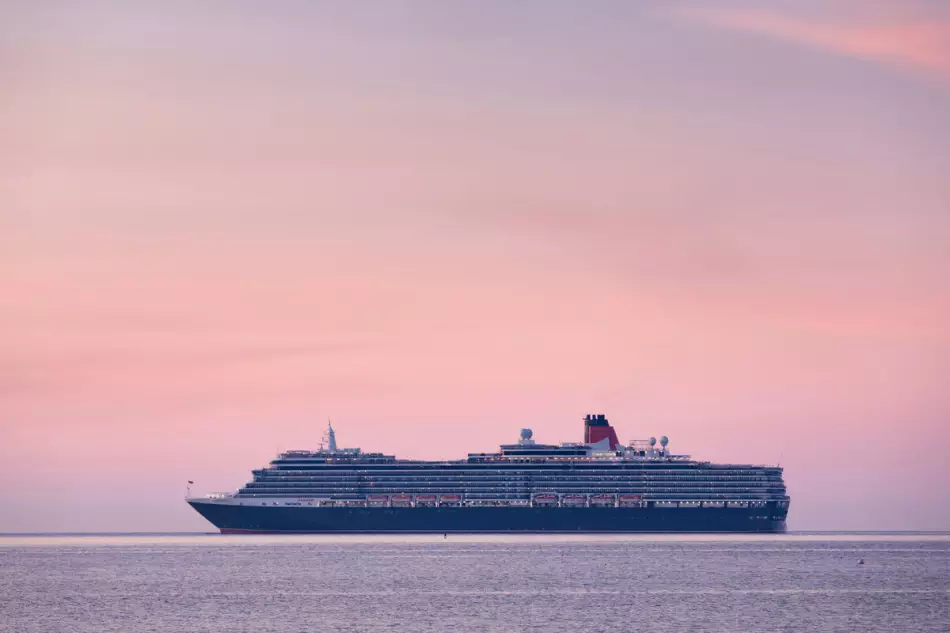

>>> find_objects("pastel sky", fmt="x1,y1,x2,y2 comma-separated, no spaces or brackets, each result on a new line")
2,0,949,532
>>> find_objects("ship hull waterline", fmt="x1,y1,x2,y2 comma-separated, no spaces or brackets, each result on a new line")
188,501,787,534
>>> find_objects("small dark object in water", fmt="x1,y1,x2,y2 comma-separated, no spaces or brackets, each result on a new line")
858,559,864,565
444,533,447,539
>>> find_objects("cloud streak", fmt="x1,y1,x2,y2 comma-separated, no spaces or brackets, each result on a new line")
675,6,950,81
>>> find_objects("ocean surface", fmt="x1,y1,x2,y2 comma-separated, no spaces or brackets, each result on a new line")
1,534,948,633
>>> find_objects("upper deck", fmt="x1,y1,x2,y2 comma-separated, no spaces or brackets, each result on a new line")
216,415,788,507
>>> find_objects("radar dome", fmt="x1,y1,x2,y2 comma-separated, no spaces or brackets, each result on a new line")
520,428,533,440
649,437,657,446
660,436,669,446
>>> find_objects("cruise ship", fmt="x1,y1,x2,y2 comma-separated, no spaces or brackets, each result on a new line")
187,414,790,533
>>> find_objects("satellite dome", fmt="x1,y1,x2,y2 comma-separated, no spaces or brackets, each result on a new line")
649,437,657,446
520,428,533,440
660,436,669,446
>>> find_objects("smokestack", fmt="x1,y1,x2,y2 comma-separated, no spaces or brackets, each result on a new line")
584,414,620,450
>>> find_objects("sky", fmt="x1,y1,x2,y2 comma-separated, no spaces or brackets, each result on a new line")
1,0,949,532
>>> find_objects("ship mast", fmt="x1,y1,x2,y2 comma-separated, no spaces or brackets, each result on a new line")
326,419,337,452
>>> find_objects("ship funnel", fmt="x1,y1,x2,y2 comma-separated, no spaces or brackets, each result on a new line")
584,413,620,450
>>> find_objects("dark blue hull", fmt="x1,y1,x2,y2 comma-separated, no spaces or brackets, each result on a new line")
188,501,788,533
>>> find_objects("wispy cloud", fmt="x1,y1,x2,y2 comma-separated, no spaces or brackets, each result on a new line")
674,6,950,81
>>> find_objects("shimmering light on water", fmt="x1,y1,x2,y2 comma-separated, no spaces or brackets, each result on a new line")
1,534,948,632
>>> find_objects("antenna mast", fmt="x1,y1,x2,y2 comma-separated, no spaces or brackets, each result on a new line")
326,418,338,452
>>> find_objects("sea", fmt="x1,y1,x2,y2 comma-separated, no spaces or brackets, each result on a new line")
1,533,947,633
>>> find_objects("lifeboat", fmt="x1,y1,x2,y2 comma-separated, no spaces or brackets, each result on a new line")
390,494,412,507
438,494,462,505
590,494,616,507
561,494,588,506
618,494,642,507
414,494,438,507
532,494,558,506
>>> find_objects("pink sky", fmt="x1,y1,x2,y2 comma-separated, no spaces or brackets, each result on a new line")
2,0,949,531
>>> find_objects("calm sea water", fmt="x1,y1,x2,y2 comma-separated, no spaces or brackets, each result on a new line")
1,534,948,633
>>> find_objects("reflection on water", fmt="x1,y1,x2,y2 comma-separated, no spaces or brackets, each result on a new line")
1,533,948,633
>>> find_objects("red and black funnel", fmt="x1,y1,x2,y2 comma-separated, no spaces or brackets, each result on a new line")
584,414,620,450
